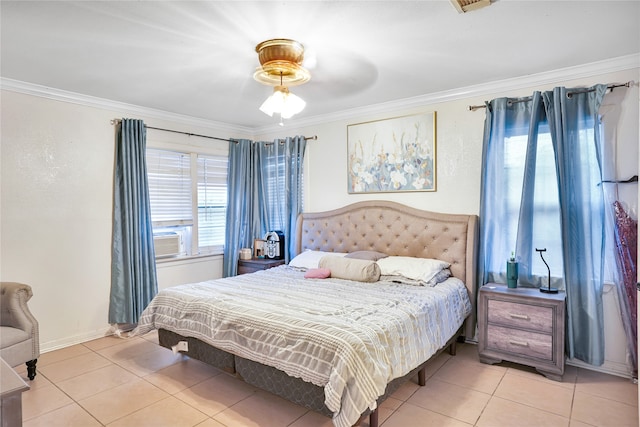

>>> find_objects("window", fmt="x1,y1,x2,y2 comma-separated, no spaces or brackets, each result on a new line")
261,148,304,234
146,148,227,257
503,129,564,278
197,155,227,252
263,152,286,232
502,123,613,283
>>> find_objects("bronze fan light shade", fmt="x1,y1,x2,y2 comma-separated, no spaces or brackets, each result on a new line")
253,39,311,87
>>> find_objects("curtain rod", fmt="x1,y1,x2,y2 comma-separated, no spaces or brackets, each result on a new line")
600,175,638,185
234,135,318,144
468,81,634,111
146,125,232,142
110,119,317,143
278,135,318,141
110,119,231,142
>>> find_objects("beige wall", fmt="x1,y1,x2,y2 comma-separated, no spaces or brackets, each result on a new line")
258,69,639,218
0,90,247,350
257,67,639,376
1,65,638,377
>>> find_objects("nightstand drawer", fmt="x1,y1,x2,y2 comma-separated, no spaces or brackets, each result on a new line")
486,324,553,360
237,258,285,275
487,299,553,333
478,283,565,381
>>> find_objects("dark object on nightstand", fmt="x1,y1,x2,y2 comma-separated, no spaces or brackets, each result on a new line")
237,258,285,275
264,231,285,260
536,248,558,294
478,283,566,381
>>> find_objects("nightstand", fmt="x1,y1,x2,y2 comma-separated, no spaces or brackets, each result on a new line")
237,258,285,275
478,283,566,381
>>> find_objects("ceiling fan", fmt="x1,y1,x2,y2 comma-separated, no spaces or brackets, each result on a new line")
253,38,311,122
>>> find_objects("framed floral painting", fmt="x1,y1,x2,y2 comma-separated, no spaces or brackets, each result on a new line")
347,112,436,193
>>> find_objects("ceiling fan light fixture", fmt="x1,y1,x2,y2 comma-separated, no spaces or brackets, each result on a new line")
259,85,306,119
253,39,311,87
254,38,310,121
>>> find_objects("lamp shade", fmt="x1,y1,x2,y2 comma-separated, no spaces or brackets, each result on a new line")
259,86,306,119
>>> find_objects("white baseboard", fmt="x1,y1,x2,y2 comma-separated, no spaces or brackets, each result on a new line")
467,339,634,380
40,326,116,354
567,357,634,380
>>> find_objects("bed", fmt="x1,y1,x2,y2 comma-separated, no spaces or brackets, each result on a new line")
134,200,478,427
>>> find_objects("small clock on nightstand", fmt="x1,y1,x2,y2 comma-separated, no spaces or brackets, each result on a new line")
478,283,566,381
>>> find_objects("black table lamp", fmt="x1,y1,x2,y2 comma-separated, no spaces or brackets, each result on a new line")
536,248,558,294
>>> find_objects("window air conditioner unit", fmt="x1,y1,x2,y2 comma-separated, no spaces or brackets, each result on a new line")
153,233,181,258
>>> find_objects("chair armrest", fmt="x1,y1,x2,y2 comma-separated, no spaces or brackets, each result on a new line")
1,282,39,350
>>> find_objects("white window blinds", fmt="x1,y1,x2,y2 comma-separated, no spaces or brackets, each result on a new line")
146,149,193,227
197,155,227,251
147,149,193,227
146,147,228,256
264,155,285,231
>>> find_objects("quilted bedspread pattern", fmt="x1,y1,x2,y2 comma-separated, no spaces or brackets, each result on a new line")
134,266,471,427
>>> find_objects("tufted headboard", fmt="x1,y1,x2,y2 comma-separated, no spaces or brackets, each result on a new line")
295,200,478,339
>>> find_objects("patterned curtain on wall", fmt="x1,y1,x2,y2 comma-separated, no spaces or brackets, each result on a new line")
109,119,158,325
223,139,259,277
479,84,609,366
543,84,608,365
223,136,307,277
255,136,307,262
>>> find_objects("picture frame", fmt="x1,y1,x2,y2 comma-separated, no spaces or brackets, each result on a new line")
253,239,266,258
347,112,436,193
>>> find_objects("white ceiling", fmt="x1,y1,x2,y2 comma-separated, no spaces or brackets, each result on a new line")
1,1,639,130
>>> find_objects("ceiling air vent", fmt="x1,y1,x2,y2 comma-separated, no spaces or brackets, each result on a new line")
450,0,491,13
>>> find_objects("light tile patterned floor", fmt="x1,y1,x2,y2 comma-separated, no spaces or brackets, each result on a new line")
14,331,639,427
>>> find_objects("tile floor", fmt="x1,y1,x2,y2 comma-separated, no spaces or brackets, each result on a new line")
14,331,639,427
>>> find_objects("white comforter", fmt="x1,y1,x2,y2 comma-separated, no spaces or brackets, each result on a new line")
133,265,471,427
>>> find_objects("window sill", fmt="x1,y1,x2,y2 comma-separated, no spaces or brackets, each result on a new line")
155,252,223,266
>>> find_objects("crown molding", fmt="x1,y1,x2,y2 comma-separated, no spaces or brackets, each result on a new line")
255,53,640,133
2,53,638,135
0,77,253,136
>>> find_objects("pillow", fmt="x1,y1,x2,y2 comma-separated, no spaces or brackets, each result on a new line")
344,250,388,261
376,256,450,283
289,250,347,270
319,255,381,282
381,268,452,287
427,268,452,285
304,268,331,279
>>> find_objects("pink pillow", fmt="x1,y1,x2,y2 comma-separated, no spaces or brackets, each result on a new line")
304,268,331,279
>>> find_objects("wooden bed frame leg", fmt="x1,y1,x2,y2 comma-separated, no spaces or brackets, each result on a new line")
448,339,457,356
418,366,426,386
369,408,379,427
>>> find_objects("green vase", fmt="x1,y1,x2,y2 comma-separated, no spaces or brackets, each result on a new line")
507,260,518,288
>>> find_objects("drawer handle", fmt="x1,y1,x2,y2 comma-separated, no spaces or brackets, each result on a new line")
509,340,530,347
509,313,530,320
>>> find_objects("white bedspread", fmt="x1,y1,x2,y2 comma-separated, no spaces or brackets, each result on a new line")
133,265,471,427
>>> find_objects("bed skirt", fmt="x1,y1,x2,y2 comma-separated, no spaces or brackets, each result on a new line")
158,327,462,426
